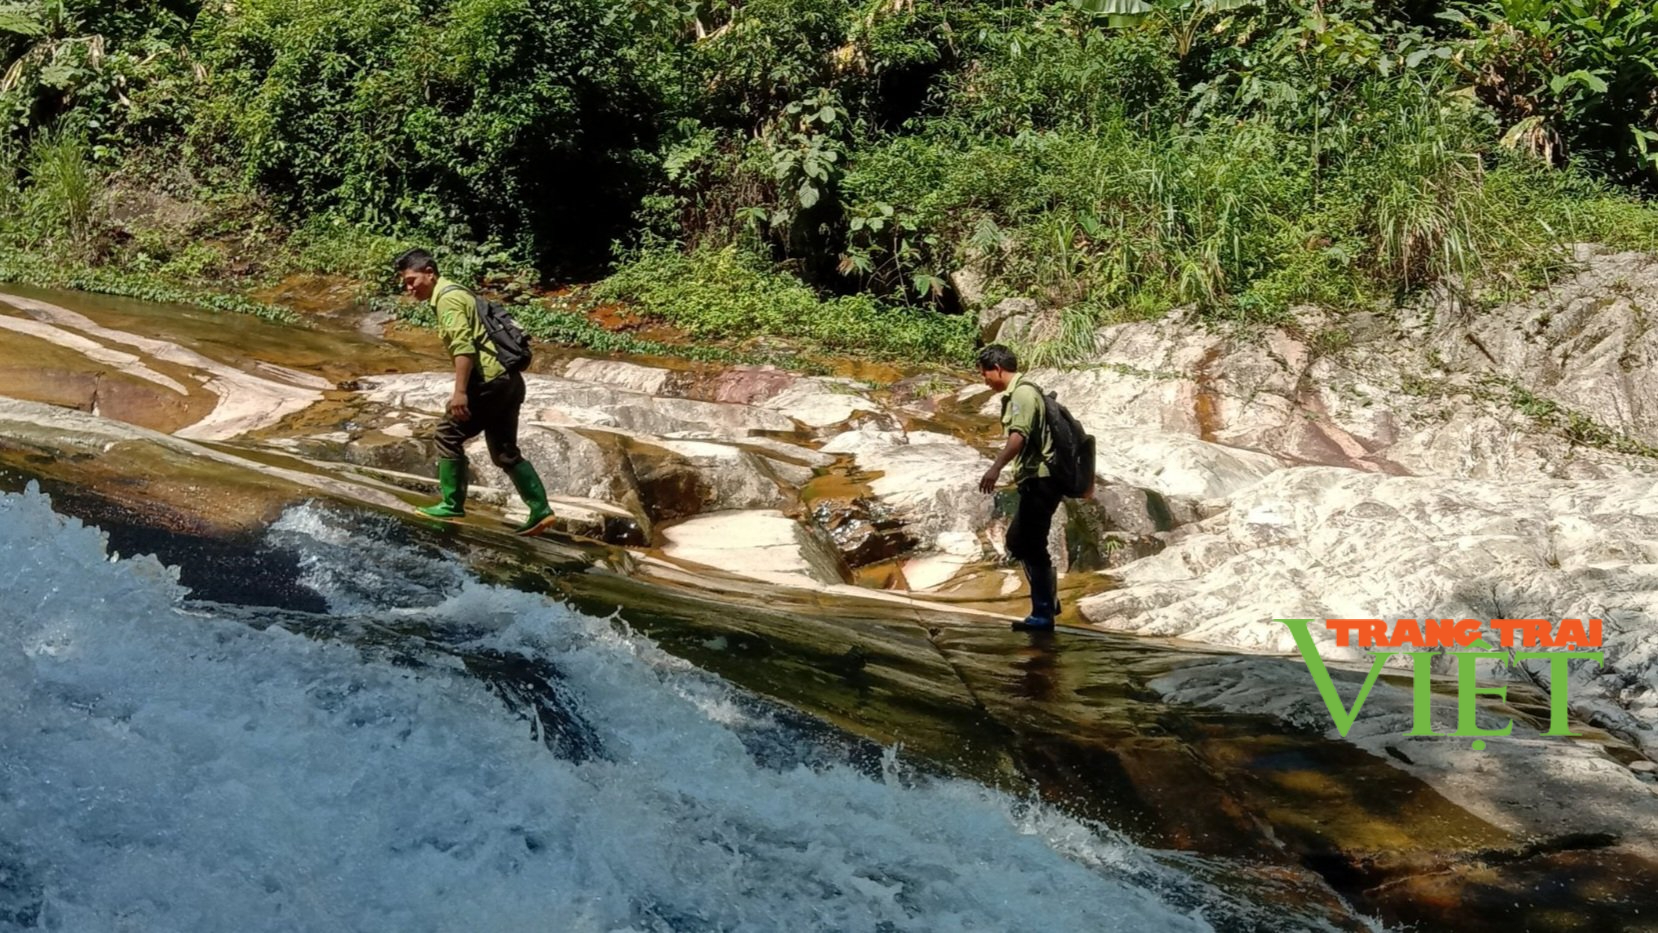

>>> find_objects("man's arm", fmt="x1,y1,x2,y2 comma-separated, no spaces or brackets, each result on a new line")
435,287,479,422
979,431,1025,493
448,353,476,421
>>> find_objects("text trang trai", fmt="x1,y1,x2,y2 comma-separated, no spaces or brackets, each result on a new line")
1275,617,1604,750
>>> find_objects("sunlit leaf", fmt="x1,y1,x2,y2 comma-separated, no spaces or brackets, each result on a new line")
1074,0,1150,14
1549,69,1609,94
0,5,44,37
39,62,80,89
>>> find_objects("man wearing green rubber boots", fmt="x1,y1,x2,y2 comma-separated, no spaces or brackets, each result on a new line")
395,248,556,536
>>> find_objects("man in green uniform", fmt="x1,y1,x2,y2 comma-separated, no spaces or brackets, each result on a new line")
976,344,1062,631
395,248,556,536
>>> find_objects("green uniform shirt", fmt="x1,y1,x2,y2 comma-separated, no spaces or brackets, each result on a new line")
432,278,505,384
1001,373,1053,482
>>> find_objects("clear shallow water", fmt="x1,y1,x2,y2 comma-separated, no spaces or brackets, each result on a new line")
0,483,1275,932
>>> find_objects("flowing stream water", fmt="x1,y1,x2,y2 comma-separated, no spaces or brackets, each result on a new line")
0,483,1378,932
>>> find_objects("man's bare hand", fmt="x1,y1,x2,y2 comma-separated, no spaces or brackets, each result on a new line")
448,391,471,422
978,467,1001,494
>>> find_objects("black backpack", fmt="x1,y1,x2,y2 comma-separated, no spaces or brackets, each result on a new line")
1019,380,1096,498
437,284,533,374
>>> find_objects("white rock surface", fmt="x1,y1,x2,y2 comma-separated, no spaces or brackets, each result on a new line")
635,438,797,513
1419,248,1658,448
559,357,672,396
660,510,847,586
994,250,1658,483
1090,429,1284,501
487,424,623,502
756,377,878,428
1080,466,1658,753
358,373,798,438
858,435,993,548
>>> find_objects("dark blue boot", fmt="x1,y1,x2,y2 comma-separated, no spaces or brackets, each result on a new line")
1012,561,1057,631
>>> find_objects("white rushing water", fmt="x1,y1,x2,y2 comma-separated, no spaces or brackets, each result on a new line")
0,483,1233,932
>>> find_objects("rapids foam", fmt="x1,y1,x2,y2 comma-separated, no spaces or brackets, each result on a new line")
0,484,1219,932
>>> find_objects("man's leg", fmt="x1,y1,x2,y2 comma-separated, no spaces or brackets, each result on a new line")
481,373,555,536
1007,477,1063,630
418,411,483,518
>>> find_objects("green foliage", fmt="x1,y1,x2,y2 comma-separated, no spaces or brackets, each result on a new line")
841,120,1317,321
21,124,92,249
1442,0,1658,186
0,1,194,148
768,89,846,216
1321,84,1492,289
1008,306,1102,370
387,290,826,369
503,300,768,365
0,0,1655,369
945,10,1180,134
595,244,974,362
690,0,848,120
193,0,660,273
1077,0,1261,53
286,217,420,282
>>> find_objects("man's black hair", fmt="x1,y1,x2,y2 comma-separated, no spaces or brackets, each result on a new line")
394,248,438,276
976,344,1019,372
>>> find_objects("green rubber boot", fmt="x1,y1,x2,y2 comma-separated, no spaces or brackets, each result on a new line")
507,460,555,536
417,458,468,519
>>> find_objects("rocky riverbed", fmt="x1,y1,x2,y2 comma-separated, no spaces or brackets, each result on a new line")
5,253,1658,929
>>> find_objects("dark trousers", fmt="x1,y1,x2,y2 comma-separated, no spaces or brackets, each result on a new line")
1007,476,1063,569
1008,475,1064,616
434,371,526,470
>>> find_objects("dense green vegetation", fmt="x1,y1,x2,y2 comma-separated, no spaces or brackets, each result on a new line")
0,0,1654,364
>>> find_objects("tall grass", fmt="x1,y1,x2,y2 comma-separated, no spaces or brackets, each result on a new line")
25,128,95,253
1350,96,1488,289
1007,305,1101,369
844,120,1312,326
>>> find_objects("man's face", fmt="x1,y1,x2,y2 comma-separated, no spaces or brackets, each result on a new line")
980,366,1011,392
399,267,438,302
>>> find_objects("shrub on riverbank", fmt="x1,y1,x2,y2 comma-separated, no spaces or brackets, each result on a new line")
0,0,1653,366
595,246,975,362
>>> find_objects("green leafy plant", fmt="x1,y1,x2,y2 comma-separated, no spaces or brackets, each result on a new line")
596,244,974,362
24,124,93,250
0,0,1652,374
1444,0,1658,185
1076,0,1259,57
